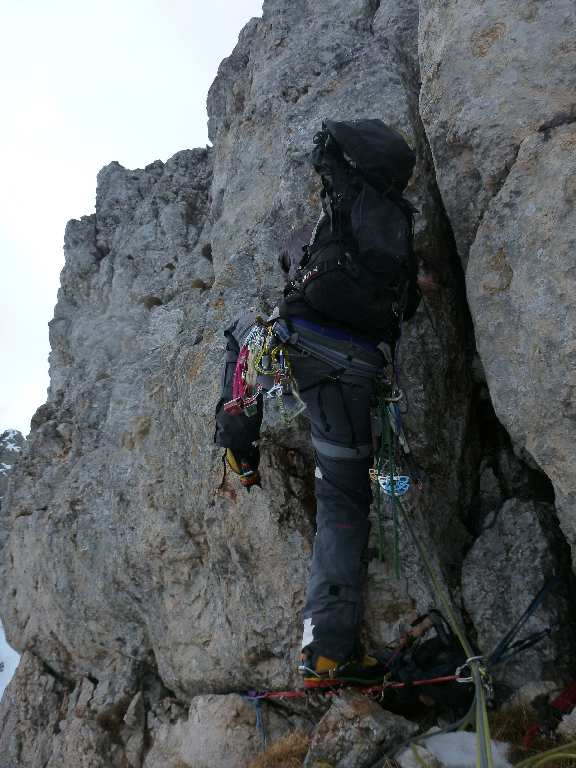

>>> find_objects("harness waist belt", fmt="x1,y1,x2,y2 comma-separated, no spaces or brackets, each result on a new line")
312,435,373,459
291,317,379,354
274,319,385,371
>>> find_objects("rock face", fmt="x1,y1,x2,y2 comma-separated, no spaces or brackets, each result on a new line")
467,125,576,558
303,689,417,768
1,0,575,766
419,0,576,563
144,693,312,768
462,498,573,689
419,0,575,259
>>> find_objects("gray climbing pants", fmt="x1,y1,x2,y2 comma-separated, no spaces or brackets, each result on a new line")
283,320,385,663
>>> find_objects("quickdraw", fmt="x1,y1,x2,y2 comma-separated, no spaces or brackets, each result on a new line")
224,323,266,417
224,322,307,423
370,373,413,572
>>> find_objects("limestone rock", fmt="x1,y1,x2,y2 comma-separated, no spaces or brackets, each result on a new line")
2,0,573,763
144,693,310,768
0,0,477,706
462,499,572,688
303,690,418,768
419,0,576,569
0,652,66,768
419,0,576,259
466,125,576,563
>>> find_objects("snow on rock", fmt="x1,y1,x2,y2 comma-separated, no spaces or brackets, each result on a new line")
0,430,24,504
0,620,21,702
423,732,512,768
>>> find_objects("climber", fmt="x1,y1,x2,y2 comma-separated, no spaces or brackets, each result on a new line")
214,118,421,686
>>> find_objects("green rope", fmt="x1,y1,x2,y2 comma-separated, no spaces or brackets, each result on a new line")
375,481,386,562
374,385,389,563
372,379,495,767
513,742,576,768
385,402,401,579
395,495,495,768
373,382,402,575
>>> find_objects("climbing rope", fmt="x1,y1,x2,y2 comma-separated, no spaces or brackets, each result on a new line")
249,695,267,750
243,672,460,703
372,376,406,574
514,743,576,768
392,492,495,768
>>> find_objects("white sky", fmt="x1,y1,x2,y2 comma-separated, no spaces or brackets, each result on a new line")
0,0,263,437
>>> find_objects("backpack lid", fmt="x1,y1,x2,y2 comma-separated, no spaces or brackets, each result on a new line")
323,119,416,193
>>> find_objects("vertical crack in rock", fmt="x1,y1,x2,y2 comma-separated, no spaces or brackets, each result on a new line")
419,0,576,694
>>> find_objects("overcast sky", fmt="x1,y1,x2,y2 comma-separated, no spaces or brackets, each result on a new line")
0,0,263,437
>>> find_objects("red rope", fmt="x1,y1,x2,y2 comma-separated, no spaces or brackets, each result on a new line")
248,673,458,701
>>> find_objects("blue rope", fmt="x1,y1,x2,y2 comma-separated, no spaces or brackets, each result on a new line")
246,694,267,750
488,576,560,666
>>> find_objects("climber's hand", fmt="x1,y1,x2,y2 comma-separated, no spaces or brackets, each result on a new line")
225,446,261,491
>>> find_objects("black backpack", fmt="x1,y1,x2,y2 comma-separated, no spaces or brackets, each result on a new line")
285,119,420,341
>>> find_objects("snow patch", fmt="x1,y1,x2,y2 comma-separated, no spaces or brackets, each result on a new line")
0,619,20,702
0,463,12,473
1,429,23,452
423,732,512,768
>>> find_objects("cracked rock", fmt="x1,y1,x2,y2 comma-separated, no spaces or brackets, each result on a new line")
462,498,573,689
303,690,417,768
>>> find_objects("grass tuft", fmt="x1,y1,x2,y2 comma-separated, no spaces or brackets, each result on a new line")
488,705,576,767
246,730,312,768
